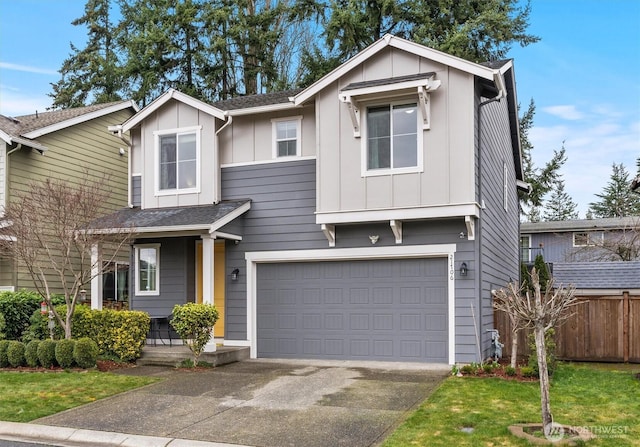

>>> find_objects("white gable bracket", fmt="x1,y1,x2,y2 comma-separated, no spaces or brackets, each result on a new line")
390,220,403,244
465,216,475,241
321,224,336,247
338,95,360,137
418,79,441,130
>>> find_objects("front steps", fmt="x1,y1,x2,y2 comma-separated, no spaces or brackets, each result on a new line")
137,345,250,367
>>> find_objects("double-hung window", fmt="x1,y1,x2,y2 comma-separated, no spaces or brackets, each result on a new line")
135,244,159,295
272,117,302,158
155,126,200,194
365,102,420,174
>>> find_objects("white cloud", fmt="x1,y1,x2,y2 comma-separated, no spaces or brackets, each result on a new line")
0,88,53,117
0,61,57,76
543,105,584,120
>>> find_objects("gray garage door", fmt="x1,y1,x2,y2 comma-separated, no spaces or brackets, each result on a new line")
257,258,448,362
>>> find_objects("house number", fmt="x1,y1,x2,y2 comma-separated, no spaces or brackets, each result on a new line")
449,254,454,280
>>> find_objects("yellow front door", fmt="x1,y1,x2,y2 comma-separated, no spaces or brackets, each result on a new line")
195,241,225,338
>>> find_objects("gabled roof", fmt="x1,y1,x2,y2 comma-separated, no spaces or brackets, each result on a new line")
521,217,640,233
121,89,226,132
292,34,513,106
89,200,251,234
553,261,640,290
0,100,138,153
212,88,303,115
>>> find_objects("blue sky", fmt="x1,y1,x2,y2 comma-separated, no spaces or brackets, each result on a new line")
0,0,638,217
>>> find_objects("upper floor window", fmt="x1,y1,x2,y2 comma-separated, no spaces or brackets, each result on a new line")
364,102,421,175
520,236,531,263
155,126,201,194
573,231,603,247
272,117,302,158
135,244,159,295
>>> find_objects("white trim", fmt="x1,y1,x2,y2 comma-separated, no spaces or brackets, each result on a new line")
211,231,242,241
209,201,251,233
22,101,139,138
315,203,481,225
321,224,335,247
221,155,316,169
520,234,532,263
0,286,15,292
7,136,48,153
464,216,476,241
0,129,12,145
293,34,499,106
122,90,224,132
390,220,403,244
134,244,160,296
223,339,251,347
245,244,457,364
154,126,201,196
227,102,298,116
271,116,302,159
572,231,604,247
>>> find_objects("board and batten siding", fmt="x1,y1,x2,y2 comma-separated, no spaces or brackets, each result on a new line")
315,47,476,215
220,159,478,362
6,108,134,294
135,100,217,209
476,93,520,359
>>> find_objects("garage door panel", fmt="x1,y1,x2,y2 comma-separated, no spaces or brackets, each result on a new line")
257,258,448,362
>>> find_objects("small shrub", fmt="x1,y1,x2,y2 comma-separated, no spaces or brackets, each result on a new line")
0,312,6,339
171,303,218,367
483,361,499,374
37,339,57,368
73,337,99,369
55,339,76,368
24,340,40,367
460,364,478,375
505,365,517,376
7,341,26,367
520,366,537,378
0,340,10,367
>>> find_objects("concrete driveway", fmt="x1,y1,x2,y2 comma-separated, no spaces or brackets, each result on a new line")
34,360,448,447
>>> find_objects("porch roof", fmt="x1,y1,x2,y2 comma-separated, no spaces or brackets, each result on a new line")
90,200,251,235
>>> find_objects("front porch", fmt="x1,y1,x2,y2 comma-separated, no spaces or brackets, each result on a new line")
137,345,250,367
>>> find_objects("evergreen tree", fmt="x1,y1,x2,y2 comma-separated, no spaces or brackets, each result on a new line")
518,100,567,222
49,0,123,108
588,163,640,218
542,178,578,221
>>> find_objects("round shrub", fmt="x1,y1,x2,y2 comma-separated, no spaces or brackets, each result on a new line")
7,341,26,367
25,340,41,367
55,339,76,368
37,339,57,368
73,337,98,369
0,340,10,367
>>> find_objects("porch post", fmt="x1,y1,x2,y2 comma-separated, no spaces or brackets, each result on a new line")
201,235,216,352
90,244,103,310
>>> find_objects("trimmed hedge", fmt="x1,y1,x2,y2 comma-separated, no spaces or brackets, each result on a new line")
55,339,76,368
37,340,57,368
0,290,65,341
29,306,149,362
0,340,9,367
7,341,26,367
74,337,98,368
25,340,40,367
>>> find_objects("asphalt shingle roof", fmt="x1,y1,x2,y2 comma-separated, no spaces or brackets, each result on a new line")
211,89,302,111
521,217,639,233
90,200,251,231
552,261,640,289
341,72,436,92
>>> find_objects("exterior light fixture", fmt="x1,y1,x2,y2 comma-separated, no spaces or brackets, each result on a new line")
459,232,465,239
231,268,240,281
369,235,379,245
460,262,468,276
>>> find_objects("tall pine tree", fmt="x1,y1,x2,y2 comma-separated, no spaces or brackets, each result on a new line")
542,178,578,221
589,163,640,217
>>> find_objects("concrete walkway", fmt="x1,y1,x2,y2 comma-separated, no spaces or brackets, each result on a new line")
0,359,449,447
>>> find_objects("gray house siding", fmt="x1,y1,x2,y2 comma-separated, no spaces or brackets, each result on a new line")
476,92,520,360
221,159,477,362
130,237,196,318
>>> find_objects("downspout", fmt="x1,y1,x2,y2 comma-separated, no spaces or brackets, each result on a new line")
214,113,233,204
475,70,507,362
109,125,134,208
6,143,22,156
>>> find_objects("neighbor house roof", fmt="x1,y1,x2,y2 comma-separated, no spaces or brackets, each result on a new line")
552,261,640,290
0,100,138,153
89,200,251,234
521,217,639,234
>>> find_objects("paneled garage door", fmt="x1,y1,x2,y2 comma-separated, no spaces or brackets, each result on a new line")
256,258,448,362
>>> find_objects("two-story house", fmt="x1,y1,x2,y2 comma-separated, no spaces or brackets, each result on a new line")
0,101,137,300
92,35,523,365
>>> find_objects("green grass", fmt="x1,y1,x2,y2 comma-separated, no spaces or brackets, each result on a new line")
0,371,158,422
382,363,640,446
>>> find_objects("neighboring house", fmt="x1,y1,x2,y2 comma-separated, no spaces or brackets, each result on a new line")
632,175,639,193
0,101,138,299
92,35,523,365
520,216,640,264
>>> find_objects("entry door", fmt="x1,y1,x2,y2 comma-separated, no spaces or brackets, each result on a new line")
196,241,226,338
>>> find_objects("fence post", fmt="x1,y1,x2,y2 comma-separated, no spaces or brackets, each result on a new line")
623,291,630,363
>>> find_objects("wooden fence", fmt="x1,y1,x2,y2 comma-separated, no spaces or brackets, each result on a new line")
494,292,640,363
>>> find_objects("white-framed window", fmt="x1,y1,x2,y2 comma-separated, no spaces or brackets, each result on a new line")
103,262,129,302
520,235,531,263
272,117,302,158
573,231,603,247
154,126,201,195
362,101,422,176
135,244,160,295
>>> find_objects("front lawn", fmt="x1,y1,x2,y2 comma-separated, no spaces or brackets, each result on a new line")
382,363,640,446
0,371,157,422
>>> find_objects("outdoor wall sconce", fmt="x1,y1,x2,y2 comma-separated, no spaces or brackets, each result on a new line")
459,231,466,239
460,262,468,276
231,268,240,281
369,235,379,245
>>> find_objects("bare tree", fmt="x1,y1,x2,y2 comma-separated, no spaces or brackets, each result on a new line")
493,281,526,368
0,174,132,339
569,217,640,262
493,269,579,432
